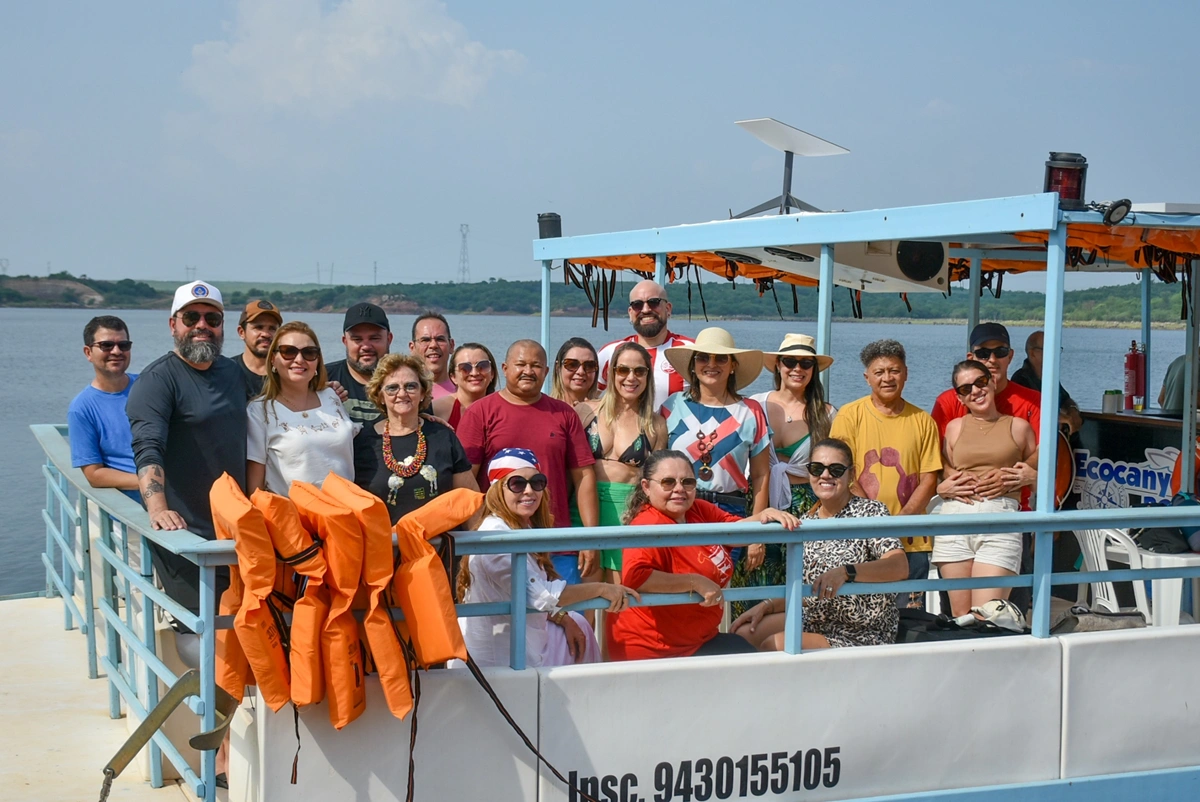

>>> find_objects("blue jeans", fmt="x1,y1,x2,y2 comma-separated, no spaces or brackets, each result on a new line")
550,553,582,585
897,551,930,611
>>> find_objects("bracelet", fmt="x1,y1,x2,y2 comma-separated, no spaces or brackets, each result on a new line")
550,609,568,625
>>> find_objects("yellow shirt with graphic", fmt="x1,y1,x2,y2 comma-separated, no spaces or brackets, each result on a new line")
829,396,942,552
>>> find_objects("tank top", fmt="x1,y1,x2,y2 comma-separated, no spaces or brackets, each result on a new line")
951,415,1023,501
447,398,463,430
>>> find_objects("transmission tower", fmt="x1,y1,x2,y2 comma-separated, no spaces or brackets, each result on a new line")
0,258,8,276
457,224,470,283
185,265,197,282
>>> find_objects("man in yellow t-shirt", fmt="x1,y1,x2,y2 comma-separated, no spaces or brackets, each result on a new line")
829,339,941,609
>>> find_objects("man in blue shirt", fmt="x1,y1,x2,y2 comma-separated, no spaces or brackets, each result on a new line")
68,315,140,502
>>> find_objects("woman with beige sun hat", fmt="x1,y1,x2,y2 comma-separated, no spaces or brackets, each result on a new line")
661,327,772,573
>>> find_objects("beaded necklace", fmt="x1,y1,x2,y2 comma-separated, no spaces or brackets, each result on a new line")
382,420,427,505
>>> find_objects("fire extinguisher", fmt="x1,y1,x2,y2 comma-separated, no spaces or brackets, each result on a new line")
1124,340,1145,411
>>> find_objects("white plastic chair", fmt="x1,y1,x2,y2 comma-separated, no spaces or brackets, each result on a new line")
1071,528,1151,621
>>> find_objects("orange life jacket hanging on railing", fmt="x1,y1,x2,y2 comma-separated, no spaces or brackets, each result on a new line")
321,473,414,721
208,474,255,704
290,481,367,730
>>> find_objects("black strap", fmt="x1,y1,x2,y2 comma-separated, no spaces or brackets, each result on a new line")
398,637,422,802
289,704,301,784
277,538,323,567
464,654,602,802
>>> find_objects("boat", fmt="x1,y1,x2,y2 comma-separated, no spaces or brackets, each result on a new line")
16,158,1200,801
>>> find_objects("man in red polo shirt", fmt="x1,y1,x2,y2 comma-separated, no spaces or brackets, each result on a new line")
932,322,1040,503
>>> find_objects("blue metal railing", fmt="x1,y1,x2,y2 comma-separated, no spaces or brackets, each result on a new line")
29,422,1200,801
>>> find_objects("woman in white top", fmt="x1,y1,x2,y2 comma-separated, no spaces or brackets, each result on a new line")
456,448,639,668
246,321,357,496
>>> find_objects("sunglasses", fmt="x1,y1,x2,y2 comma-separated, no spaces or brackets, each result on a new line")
178,310,224,328
90,340,132,353
456,359,492,375
614,364,649,378
561,358,598,374
694,353,731,366
806,462,850,479
650,476,698,491
506,473,548,493
779,356,817,371
972,345,1012,360
277,345,320,362
629,297,665,312
954,374,991,396
383,381,422,396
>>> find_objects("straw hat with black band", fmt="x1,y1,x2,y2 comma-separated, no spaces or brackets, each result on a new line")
762,333,833,375
664,327,764,393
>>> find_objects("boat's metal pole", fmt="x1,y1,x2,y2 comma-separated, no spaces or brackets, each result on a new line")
968,256,982,342
541,259,552,393
655,252,667,287
816,245,835,388
1183,266,1199,493
1141,268,1153,386
781,151,794,214
1031,221,1067,638
783,541,805,654
199,565,217,802
79,494,98,679
509,553,527,670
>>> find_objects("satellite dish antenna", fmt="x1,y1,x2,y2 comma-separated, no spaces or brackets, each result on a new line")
732,118,848,218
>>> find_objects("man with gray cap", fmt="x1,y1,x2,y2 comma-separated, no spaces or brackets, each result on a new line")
126,280,248,612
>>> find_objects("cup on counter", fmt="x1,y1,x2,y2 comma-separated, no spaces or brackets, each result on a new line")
1102,390,1122,414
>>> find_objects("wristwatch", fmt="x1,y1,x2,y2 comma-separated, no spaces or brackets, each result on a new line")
844,564,857,582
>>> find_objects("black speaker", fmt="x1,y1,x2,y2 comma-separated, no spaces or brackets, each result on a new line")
537,212,562,239
895,241,945,283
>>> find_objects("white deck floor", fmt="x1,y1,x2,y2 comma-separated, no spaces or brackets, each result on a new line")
0,596,205,802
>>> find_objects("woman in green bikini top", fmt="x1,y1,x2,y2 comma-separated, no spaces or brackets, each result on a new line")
751,334,838,517
574,342,668,580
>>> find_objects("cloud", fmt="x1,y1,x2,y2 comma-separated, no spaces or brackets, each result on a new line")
183,0,523,118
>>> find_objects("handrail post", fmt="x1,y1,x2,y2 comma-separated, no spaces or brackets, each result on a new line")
510,552,528,670
783,541,806,654
59,469,72,630
45,460,57,599
199,564,217,802
100,512,122,718
1031,218,1067,638
78,493,98,679
141,531,163,787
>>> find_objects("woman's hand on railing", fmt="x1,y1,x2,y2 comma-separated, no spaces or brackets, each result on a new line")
689,575,725,608
754,508,801,530
593,582,641,613
812,565,848,601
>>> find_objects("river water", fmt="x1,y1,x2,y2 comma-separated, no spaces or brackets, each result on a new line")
0,307,1187,595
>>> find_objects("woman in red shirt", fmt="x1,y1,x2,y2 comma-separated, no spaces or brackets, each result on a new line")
609,450,800,660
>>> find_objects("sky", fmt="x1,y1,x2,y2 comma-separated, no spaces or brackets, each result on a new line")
3,1,1199,293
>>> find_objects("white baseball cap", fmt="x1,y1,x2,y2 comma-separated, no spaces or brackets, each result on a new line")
170,280,224,316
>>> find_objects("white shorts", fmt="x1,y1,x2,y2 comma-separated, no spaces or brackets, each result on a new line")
932,496,1023,574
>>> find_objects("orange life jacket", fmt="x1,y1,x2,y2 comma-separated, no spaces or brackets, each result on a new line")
209,473,254,704
1170,441,1200,496
251,489,330,709
210,474,290,711
321,473,413,721
393,488,482,668
290,481,367,730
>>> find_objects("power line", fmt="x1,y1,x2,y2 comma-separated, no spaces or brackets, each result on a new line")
458,223,470,283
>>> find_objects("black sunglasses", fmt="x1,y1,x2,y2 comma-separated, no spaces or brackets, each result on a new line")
456,359,492,375
650,476,698,491
972,345,1012,360
178,310,224,328
954,374,991,397
506,473,548,493
629,297,665,312
779,355,817,371
90,340,132,353
277,345,320,362
807,462,850,478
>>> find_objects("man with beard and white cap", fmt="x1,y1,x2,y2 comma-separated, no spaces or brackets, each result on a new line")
596,280,694,410
126,280,249,614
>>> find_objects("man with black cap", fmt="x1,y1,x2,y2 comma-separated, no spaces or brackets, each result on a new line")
233,298,283,393
326,302,393,483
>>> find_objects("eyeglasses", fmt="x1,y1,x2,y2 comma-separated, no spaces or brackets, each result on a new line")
456,359,492,375
90,340,132,353
614,365,649,378
694,353,731,366
779,356,817,371
806,462,850,478
650,476,698,491
177,310,224,328
277,345,320,362
383,381,422,396
629,298,665,313
561,358,598,374
505,473,548,493
954,374,991,396
972,345,1012,360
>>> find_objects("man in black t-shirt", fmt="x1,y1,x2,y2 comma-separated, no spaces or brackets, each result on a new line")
127,280,251,614
232,298,282,396
325,302,394,484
